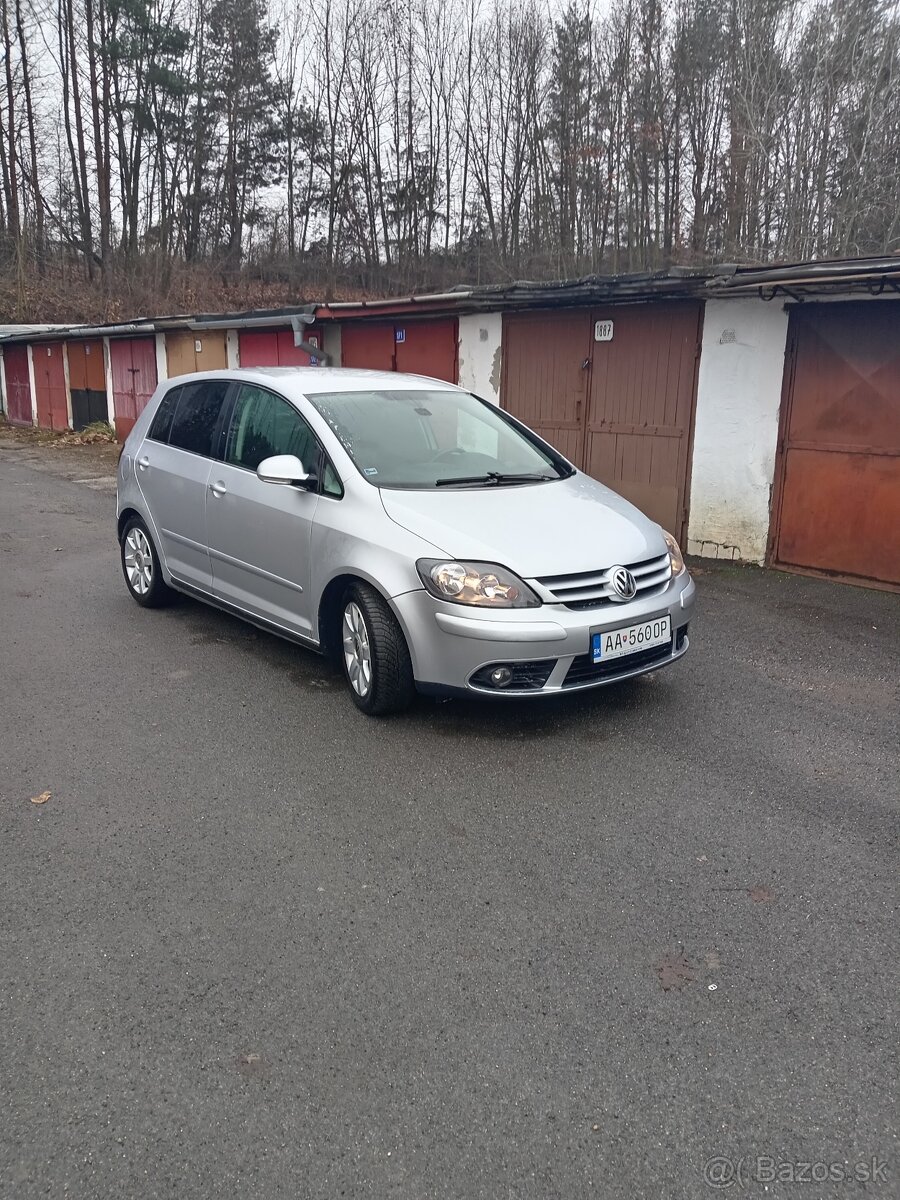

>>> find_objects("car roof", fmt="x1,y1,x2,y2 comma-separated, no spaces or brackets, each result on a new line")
163,367,462,398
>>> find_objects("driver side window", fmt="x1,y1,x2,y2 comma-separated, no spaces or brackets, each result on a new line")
225,385,317,472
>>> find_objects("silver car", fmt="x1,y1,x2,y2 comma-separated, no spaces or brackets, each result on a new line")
116,368,694,714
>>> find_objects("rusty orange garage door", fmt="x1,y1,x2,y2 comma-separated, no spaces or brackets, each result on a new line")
771,302,900,588
501,306,702,542
67,339,108,429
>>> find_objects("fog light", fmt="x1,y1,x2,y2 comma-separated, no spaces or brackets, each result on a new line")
489,665,513,688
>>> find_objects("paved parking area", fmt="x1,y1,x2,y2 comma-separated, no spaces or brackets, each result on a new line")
1,436,898,1199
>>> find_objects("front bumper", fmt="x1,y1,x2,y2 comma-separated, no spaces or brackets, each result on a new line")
394,572,696,698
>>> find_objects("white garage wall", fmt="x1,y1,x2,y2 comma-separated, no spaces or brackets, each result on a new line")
322,323,342,367
688,298,790,563
458,313,502,404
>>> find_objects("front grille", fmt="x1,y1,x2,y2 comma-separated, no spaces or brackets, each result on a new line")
536,553,672,609
469,660,556,692
562,639,673,688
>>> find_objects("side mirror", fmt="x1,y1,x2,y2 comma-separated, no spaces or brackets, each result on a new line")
257,454,311,487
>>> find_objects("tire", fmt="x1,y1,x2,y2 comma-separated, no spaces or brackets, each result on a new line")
120,516,175,609
340,582,415,715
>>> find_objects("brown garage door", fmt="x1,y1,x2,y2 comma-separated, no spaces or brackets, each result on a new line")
771,302,900,588
584,302,702,541
501,305,701,541
166,330,227,377
501,311,591,465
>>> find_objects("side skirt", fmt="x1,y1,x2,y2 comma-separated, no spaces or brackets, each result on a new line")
170,577,324,654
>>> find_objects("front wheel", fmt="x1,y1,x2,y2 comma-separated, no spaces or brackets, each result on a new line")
341,583,414,715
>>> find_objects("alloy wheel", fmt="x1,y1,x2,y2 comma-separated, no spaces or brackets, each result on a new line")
124,526,153,596
342,601,373,697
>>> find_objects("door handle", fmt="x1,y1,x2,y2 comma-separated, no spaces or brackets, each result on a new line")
137,455,150,471
209,481,227,497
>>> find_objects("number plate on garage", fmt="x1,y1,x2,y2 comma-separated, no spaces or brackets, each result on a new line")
591,615,671,663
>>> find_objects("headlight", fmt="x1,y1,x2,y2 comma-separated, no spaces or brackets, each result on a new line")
417,559,540,608
663,530,685,575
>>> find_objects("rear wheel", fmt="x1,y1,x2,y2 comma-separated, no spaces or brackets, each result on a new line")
120,516,174,608
341,583,414,715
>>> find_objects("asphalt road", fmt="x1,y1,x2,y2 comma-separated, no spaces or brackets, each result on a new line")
1,434,898,1200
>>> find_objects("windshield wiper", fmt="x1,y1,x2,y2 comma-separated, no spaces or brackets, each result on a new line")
434,471,554,488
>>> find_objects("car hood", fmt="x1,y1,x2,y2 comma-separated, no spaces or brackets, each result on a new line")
379,472,666,576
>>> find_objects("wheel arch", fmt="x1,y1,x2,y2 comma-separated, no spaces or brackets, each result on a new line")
117,507,144,542
317,571,415,668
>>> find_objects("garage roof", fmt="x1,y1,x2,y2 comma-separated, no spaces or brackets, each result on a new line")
2,256,899,345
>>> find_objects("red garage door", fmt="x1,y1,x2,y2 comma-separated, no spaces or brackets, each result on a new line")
771,302,900,588
394,319,457,382
33,342,69,430
3,344,32,425
239,327,324,367
340,319,458,382
341,324,396,371
110,338,158,441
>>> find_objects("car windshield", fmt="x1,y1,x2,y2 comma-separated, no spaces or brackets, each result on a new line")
307,389,571,489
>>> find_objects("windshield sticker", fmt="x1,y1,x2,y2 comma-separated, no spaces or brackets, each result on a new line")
364,467,379,476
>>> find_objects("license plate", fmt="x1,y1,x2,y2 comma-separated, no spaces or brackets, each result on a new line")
591,615,671,664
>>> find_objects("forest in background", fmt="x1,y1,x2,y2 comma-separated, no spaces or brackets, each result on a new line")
0,0,899,322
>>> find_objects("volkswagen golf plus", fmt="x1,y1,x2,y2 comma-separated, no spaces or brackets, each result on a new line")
117,368,694,714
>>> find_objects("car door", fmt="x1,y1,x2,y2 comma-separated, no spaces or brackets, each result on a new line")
205,383,321,639
134,378,231,591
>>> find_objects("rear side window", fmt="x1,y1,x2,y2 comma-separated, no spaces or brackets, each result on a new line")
167,380,230,457
148,385,182,443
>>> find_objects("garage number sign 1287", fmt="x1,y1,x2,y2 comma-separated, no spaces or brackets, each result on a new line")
594,320,614,342
591,616,671,663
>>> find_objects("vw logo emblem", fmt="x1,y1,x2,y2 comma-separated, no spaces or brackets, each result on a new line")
609,566,637,601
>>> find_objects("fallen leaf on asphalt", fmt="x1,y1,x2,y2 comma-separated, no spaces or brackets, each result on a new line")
749,886,775,903
30,790,51,805
656,953,694,991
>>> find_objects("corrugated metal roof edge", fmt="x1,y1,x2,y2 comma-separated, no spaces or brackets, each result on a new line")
2,256,899,344
0,305,320,345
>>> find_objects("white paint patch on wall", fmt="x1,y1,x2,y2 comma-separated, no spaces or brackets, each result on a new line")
103,337,116,426
458,313,502,403
155,332,168,383
688,298,789,563
226,328,240,368
322,323,342,367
